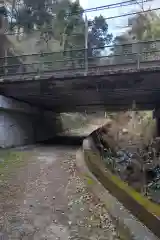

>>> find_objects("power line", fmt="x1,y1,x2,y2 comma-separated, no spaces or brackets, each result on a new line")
84,0,152,13
103,6,160,21
3,0,158,38
7,0,154,17
3,6,160,37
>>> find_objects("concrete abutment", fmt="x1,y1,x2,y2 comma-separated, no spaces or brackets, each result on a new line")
0,95,62,148
153,108,160,137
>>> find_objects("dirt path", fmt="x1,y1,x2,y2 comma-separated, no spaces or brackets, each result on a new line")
0,145,120,240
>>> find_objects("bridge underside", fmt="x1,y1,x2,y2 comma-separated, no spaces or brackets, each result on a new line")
0,69,160,112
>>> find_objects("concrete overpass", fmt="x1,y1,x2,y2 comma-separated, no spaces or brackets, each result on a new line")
1,50,160,148
1,63,160,112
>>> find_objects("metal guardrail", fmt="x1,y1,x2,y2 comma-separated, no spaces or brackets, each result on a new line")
1,40,160,79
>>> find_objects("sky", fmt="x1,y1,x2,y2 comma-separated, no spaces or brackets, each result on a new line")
79,0,160,37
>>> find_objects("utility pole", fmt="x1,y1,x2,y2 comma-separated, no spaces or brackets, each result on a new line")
11,0,16,30
84,14,88,76
141,0,144,10
0,1,8,75
136,0,144,11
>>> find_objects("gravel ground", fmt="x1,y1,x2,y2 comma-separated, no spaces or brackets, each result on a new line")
0,145,120,240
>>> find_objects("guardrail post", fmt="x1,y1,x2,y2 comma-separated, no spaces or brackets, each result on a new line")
4,49,7,76
137,53,140,69
38,53,44,76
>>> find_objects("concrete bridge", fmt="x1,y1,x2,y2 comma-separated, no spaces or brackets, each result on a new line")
1,63,160,111
0,46,160,147
0,1,160,147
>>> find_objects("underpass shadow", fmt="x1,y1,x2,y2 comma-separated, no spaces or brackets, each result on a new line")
40,135,86,147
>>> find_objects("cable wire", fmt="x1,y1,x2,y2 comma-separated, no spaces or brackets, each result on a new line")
82,0,152,13
7,0,155,18
103,6,160,21
3,6,160,37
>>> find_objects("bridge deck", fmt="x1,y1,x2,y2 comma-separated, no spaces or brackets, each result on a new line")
0,59,160,82
0,66,160,112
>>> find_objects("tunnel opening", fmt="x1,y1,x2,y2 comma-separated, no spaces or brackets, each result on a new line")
38,135,85,147
35,112,106,146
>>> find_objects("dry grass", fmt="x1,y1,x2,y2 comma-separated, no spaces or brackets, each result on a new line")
97,111,160,197
100,111,156,151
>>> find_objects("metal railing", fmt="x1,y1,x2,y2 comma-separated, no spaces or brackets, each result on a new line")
1,39,160,79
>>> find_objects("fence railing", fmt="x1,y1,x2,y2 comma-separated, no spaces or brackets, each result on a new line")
1,39,160,78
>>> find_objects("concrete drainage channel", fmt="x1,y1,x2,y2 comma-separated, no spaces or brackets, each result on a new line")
77,134,160,240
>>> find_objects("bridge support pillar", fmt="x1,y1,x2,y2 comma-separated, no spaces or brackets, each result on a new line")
153,108,160,136
156,118,160,137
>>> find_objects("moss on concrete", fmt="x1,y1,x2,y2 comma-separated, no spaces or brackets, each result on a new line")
84,149,160,238
84,149,160,217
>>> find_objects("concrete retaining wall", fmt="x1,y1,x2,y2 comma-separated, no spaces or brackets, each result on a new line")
0,95,39,114
82,134,160,239
0,111,34,148
0,95,61,148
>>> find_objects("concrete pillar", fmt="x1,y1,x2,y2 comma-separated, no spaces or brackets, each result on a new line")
156,117,160,137
153,108,160,137
0,95,62,147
